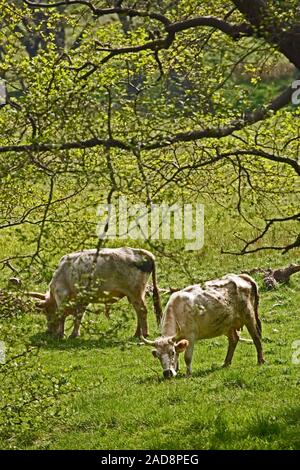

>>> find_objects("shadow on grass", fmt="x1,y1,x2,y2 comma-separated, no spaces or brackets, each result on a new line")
136,364,222,385
29,331,140,351
188,364,223,379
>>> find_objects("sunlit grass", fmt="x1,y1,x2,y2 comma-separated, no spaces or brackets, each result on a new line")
0,205,299,450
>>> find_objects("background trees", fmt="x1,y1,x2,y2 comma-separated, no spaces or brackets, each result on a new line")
0,2,299,450
0,0,299,274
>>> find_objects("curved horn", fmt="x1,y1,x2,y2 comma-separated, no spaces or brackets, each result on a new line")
140,335,156,346
239,337,253,344
8,277,22,287
26,291,46,300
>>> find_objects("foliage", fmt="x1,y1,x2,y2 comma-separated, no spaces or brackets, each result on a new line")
0,292,76,449
0,0,298,270
0,0,299,450
0,254,298,450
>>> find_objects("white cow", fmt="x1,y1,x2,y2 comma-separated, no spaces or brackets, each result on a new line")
142,274,264,378
29,247,162,339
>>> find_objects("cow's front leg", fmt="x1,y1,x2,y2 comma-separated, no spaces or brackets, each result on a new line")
184,342,194,377
175,353,180,372
55,316,66,339
134,318,142,338
223,329,239,367
104,303,111,319
69,308,85,339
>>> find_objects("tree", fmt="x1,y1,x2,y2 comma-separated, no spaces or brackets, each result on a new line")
0,288,75,448
0,0,299,271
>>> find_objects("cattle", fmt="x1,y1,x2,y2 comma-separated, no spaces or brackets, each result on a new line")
29,247,162,339
142,273,264,378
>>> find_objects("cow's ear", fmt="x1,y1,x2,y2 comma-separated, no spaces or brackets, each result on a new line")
175,339,189,353
152,349,158,358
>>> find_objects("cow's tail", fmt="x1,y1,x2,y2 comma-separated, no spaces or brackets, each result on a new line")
239,274,262,338
151,260,163,326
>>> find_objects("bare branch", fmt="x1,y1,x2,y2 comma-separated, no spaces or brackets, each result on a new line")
222,213,300,255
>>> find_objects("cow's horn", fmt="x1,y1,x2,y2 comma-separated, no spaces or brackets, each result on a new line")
26,292,46,300
140,336,156,346
8,277,22,287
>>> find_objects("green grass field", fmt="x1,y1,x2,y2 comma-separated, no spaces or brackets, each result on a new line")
32,284,300,450
1,250,299,449
0,202,299,450
1,0,299,452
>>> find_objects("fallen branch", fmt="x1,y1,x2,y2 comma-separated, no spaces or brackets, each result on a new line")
243,263,300,289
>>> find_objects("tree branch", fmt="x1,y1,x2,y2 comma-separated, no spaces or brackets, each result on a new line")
23,1,172,26
0,137,130,153
222,212,300,255
232,0,300,69
168,16,253,39
142,81,298,150
0,80,297,156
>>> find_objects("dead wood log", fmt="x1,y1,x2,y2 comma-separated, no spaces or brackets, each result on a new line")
243,263,300,290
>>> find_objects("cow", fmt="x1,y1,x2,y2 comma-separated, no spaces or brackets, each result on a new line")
28,247,162,339
141,273,264,378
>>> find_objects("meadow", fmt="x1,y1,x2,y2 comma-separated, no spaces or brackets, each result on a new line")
1,0,300,453
1,206,299,450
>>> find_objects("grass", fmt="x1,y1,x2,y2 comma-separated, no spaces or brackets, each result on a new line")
4,277,298,450
0,202,299,450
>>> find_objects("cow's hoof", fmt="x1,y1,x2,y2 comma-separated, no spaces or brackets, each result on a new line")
48,331,64,340
222,362,231,368
69,333,79,340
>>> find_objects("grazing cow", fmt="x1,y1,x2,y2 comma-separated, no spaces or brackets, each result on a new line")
142,274,264,378
29,247,162,339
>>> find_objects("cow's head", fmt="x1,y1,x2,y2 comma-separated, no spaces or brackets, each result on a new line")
141,336,189,378
29,292,62,337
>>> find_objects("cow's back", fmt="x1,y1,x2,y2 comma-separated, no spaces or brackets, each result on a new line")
49,247,154,299
163,275,255,340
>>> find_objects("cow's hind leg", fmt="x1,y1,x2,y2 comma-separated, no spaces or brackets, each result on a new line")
50,314,66,339
130,297,148,338
223,329,239,367
57,317,66,338
245,322,265,365
184,342,195,377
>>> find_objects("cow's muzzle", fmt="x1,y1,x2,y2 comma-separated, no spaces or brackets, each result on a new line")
163,369,176,379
